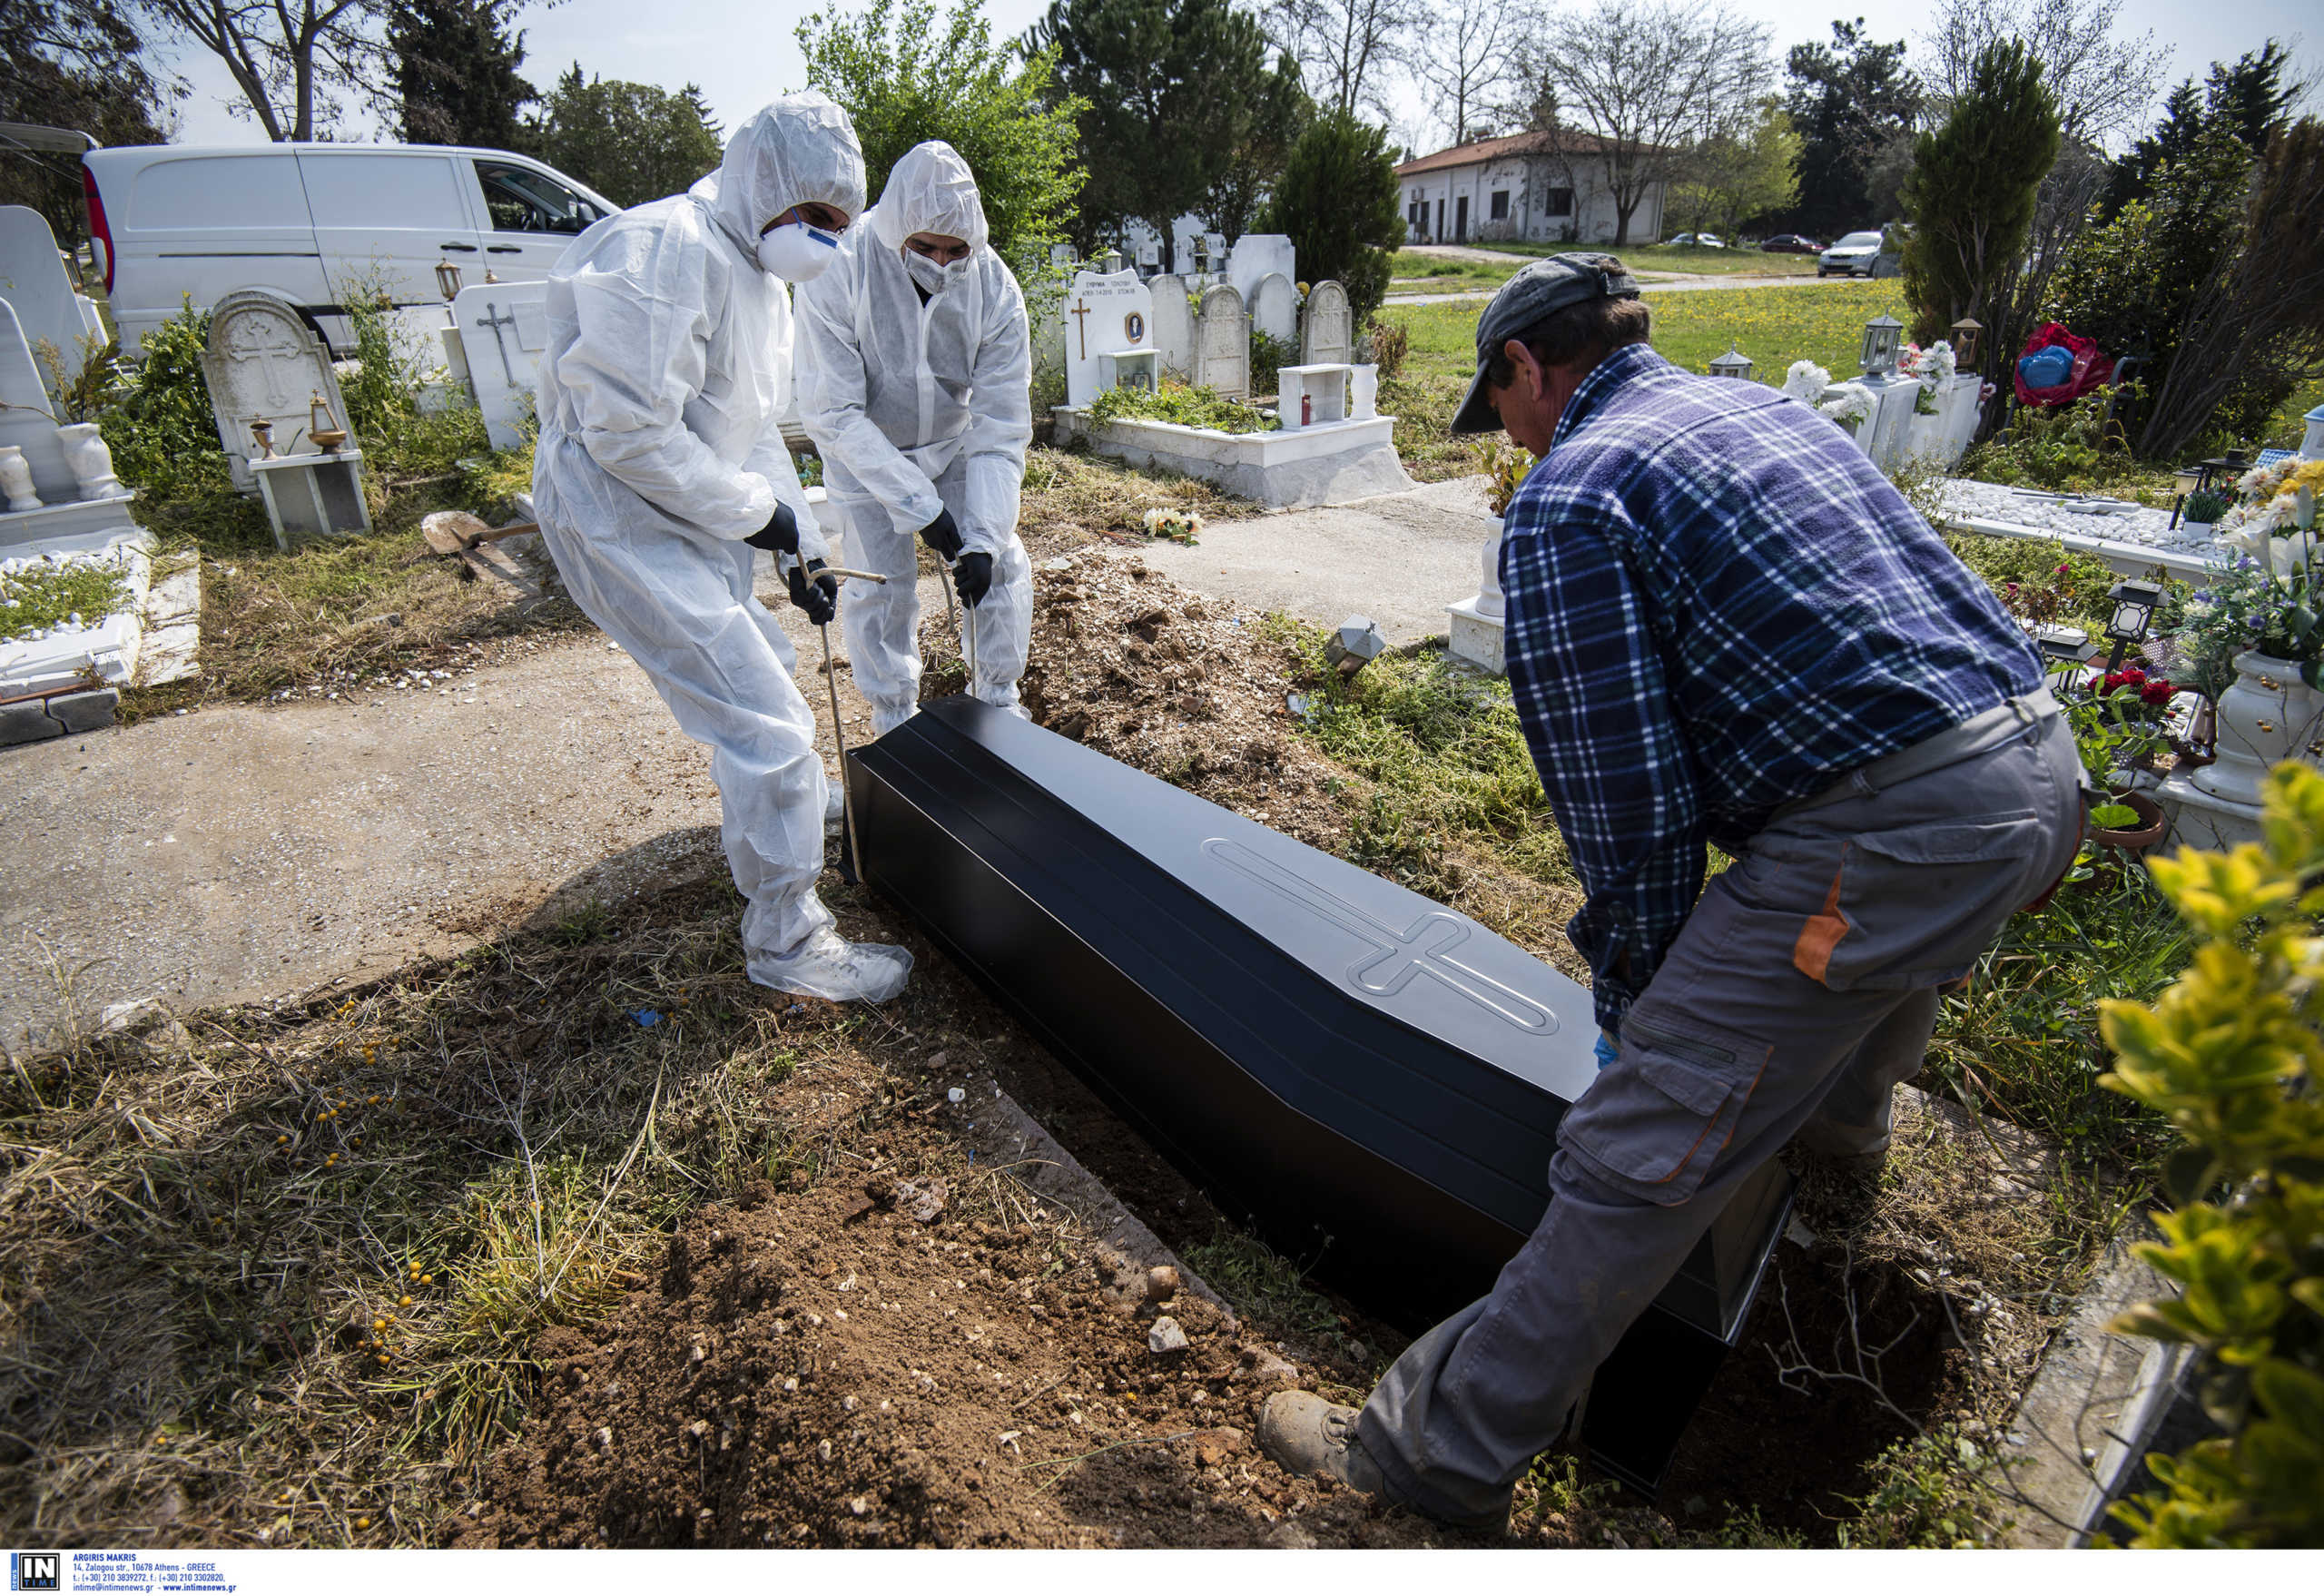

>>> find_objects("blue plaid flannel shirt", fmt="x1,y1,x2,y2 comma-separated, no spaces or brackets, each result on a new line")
1500,344,2042,1032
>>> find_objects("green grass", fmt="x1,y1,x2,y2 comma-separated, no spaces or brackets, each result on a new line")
0,556,132,644
1391,244,1817,291
1090,379,1277,434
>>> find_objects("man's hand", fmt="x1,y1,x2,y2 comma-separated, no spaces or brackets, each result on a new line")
744,502,799,554
917,506,963,561
785,557,839,626
954,550,993,608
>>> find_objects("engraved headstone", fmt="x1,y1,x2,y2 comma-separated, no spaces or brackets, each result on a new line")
200,290,349,492
1250,272,1297,345
1194,283,1248,400
1300,280,1352,368
1147,274,1194,379
1227,234,1295,300
1062,269,1155,409
0,206,101,406
454,280,552,450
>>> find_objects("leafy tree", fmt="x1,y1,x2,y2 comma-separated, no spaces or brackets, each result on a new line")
1782,18,1921,240
0,0,175,244
801,0,1084,276
1669,96,1798,238
2102,44,2301,218
387,0,534,147
1900,39,2059,341
1199,49,1311,246
1029,0,1270,262
1263,107,1400,320
527,64,723,209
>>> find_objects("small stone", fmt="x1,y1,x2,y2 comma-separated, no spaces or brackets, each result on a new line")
817,1439,833,1463
842,1394,859,1413
594,1426,613,1452
849,1497,869,1516
947,1088,966,1104
1148,1315,1189,1354
1146,1265,1180,1304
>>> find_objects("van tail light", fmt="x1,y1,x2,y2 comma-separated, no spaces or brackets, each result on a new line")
83,163,114,293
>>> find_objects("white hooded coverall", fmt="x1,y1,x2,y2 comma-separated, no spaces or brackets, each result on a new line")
793,142,1035,736
531,94,911,1002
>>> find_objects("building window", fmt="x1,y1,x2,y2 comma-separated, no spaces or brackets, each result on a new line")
1490,190,1509,221
1543,187,1574,218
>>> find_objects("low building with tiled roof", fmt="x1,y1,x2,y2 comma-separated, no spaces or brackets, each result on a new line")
1393,131,1666,247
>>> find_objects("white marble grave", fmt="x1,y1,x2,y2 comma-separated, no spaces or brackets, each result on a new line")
1227,234,1295,301
1194,284,1248,399
1301,280,1352,367
0,207,104,406
1250,273,1297,345
455,281,551,449
1276,363,1349,430
1062,269,1156,409
1147,274,1194,378
200,290,350,492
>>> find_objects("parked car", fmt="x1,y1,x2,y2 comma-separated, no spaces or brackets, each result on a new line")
83,143,620,356
1818,230,1899,278
1760,233,1821,254
1665,232,1727,248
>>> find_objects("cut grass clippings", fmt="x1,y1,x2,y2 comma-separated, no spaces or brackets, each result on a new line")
0,554,132,645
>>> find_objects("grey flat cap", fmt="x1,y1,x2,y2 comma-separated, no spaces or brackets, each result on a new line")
1450,252,1640,435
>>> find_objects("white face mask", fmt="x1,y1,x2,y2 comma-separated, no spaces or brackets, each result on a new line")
903,249,971,296
757,221,842,281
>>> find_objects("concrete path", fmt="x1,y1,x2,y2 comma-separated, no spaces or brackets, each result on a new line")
1126,476,1494,645
0,567,928,1047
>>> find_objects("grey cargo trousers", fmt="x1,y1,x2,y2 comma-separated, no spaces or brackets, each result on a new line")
1355,699,2083,1524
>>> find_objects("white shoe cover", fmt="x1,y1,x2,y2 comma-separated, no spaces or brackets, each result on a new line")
870,698,918,737
823,777,846,832
748,925,912,1002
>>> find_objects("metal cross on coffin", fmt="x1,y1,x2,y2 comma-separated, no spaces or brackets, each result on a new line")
473,301,519,386
1068,299,1092,360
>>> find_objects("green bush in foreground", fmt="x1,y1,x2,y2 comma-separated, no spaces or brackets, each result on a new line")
2100,763,2324,1547
1087,379,1277,434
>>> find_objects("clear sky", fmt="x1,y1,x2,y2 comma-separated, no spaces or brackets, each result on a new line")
160,0,2314,160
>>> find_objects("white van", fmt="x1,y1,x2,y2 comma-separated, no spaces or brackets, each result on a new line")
82,143,621,355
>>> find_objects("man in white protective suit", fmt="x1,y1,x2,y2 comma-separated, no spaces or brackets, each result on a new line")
530,93,914,1004
793,140,1034,735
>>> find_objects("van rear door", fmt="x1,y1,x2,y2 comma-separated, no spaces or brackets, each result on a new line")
460,155,615,283
297,149,481,346
91,149,328,356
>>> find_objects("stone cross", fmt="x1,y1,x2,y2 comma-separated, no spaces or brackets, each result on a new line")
471,300,520,386
1068,299,1093,360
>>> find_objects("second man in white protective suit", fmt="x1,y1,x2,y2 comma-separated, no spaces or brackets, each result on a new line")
794,141,1034,735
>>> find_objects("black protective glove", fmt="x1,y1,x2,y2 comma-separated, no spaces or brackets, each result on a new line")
917,505,963,561
953,549,994,608
743,501,799,555
785,557,839,626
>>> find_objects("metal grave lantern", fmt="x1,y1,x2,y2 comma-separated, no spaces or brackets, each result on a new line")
1708,344,1755,380
1948,316,1984,371
435,259,464,302
2103,578,2163,670
1859,314,1904,376
1325,615,1387,676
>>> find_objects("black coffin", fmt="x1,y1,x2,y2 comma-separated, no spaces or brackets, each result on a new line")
850,696,1790,1492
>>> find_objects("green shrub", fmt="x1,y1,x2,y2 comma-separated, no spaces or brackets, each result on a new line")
2099,764,2324,1547
2181,488,2232,524
1086,379,1277,434
1959,383,2145,490
96,300,232,503
1250,329,1295,396
1264,108,1402,323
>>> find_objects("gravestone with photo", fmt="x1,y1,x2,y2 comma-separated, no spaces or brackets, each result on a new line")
1061,268,1157,409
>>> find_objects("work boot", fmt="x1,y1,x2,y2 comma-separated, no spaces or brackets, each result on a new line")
747,927,912,1003
1258,1391,1391,1499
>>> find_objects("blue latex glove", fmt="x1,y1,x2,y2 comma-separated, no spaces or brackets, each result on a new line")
1593,1030,1620,1071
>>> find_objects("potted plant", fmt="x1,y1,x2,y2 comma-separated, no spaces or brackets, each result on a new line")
1474,438,1536,619
2066,665,2175,851
2181,488,2230,531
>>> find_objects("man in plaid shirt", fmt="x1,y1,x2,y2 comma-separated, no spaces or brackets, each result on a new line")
1261,254,2083,1523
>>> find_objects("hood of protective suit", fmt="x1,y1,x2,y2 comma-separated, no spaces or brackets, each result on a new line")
869,141,990,254
691,92,868,257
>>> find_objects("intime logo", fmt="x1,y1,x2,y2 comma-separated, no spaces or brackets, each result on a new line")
10,1553,60,1592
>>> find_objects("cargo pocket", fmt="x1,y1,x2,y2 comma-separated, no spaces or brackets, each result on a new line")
1796,811,2043,993
1557,1017,1768,1206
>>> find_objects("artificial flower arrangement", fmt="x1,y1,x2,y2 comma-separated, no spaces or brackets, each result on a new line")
1898,340,1957,414
2214,458,2324,574
2169,534,2324,696
1142,506,1204,546
1782,360,1876,431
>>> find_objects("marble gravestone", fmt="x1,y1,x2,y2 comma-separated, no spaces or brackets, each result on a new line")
1194,284,1249,400
1227,234,1295,301
200,290,350,492
455,280,552,450
0,206,103,407
1301,280,1353,368
1061,268,1156,409
1147,275,1195,379
1250,272,1297,345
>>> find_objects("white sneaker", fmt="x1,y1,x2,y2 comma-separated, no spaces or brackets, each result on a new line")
747,926,912,1003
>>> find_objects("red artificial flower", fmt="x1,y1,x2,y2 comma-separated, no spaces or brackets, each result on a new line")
2086,674,2106,695
2142,678,2173,705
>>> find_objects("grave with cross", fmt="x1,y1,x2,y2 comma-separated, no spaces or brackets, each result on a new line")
1061,269,1156,409
453,281,552,449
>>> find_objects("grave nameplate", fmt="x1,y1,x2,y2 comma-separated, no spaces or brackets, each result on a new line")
1062,269,1155,409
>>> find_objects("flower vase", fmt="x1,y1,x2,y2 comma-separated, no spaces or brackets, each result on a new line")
57,423,123,498
2191,651,2324,808
1477,517,1505,618
0,445,41,513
